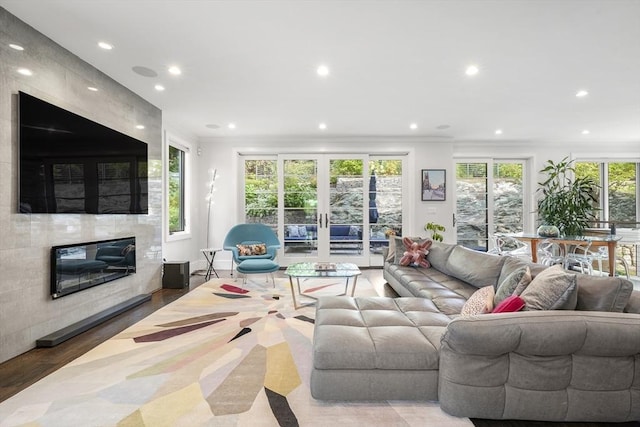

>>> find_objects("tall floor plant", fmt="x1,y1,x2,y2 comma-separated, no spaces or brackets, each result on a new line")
537,157,599,236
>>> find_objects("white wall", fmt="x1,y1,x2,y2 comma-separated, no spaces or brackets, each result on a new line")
161,130,204,269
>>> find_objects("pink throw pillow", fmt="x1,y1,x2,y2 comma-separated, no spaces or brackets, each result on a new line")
492,295,525,313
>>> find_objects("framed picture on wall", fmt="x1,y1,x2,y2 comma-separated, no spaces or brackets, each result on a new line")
421,169,446,201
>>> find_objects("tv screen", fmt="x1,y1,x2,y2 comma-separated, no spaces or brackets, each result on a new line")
19,91,148,214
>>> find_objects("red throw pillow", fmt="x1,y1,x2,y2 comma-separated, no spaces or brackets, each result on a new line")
492,295,525,313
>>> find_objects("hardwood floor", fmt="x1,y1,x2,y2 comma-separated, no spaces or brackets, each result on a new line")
0,267,637,426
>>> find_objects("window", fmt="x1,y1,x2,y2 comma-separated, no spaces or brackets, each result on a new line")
244,158,278,226
167,141,189,235
576,160,639,277
456,160,526,251
575,161,638,225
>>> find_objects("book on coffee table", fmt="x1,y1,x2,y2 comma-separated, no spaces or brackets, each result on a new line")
314,262,337,271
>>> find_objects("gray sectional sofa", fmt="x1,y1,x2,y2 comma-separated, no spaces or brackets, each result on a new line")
311,241,640,422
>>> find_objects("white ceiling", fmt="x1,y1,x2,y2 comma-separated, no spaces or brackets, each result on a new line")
2,0,639,143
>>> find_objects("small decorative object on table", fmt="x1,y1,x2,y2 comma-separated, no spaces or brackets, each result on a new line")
315,262,337,271
537,225,560,237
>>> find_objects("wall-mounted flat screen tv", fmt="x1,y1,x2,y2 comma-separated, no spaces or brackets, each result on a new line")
19,91,148,214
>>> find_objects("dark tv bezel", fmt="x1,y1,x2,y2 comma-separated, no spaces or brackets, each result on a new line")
18,91,149,214
50,236,136,299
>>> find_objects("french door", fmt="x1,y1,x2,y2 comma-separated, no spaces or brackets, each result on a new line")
280,154,368,265
242,154,404,266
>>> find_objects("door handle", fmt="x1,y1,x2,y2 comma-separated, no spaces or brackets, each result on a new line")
325,213,328,228
318,213,322,228
453,213,457,227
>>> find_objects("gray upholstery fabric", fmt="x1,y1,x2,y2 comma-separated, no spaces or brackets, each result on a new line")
313,242,640,421
425,241,456,275
445,245,506,288
494,266,529,305
520,265,578,310
311,296,446,401
439,311,640,421
575,274,633,312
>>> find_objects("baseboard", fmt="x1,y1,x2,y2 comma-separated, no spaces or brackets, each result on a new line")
36,294,152,347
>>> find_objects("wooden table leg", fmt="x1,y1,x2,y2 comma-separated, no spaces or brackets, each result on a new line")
530,239,539,263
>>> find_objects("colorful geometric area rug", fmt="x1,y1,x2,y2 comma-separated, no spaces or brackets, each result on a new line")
0,277,472,427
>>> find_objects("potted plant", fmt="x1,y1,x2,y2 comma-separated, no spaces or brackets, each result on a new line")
537,157,599,236
424,222,446,242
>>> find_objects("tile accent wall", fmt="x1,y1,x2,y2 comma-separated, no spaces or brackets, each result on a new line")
0,8,163,363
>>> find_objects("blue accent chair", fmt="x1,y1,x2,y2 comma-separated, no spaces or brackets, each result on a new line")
223,223,281,285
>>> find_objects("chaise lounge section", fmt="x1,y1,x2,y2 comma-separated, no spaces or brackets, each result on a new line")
311,241,640,422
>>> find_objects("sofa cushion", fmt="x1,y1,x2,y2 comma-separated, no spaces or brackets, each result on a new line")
494,266,531,306
461,286,495,316
575,275,633,312
520,265,578,310
446,245,506,288
425,241,456,275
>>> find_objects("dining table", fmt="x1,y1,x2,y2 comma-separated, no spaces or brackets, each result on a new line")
507,232,622,276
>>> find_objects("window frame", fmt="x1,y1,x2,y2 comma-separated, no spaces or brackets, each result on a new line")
164,132,192,242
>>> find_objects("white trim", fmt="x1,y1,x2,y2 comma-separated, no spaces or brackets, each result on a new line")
164,131,193,243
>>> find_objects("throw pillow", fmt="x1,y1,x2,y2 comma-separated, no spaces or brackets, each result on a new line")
492,295,526,313
399,237,432,268
512,266,532,296
494,266,531,306
298,225,308,237
520,264,578,310
391,236,424,264
287,225,300,238
348,225,360,236
236,243,267,256
461,286,495,316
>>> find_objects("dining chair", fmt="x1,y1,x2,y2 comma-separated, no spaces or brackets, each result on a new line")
536,239,565,267
489,234,532,260
563,240,594,275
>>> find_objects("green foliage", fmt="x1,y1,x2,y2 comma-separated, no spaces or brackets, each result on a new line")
168,146,183,233
537,157,600,236
424,222,446,242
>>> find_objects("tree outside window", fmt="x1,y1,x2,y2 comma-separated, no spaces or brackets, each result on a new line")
168,145,185,233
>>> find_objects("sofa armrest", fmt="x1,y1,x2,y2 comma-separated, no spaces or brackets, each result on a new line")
439,310,640,421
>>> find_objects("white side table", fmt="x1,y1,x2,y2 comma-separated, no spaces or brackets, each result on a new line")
200,248,222,280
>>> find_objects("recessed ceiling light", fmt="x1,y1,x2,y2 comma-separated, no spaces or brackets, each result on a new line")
154,84,165,91
168,66,182,76
495,129,503,135
317,65,330,77
98,41,113,50
228,123,236,130
135,124,145,130
582,129,590,135
87,86,98,92
17,68,32,76
318,122,327,130
409,123,418,130
576,90,589,98
465,65,479,76
9,43,24,51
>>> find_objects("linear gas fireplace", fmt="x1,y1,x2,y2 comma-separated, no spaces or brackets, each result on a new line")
51,237,136,299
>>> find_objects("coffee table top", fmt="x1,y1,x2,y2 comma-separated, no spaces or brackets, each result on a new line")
284,262,361,278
